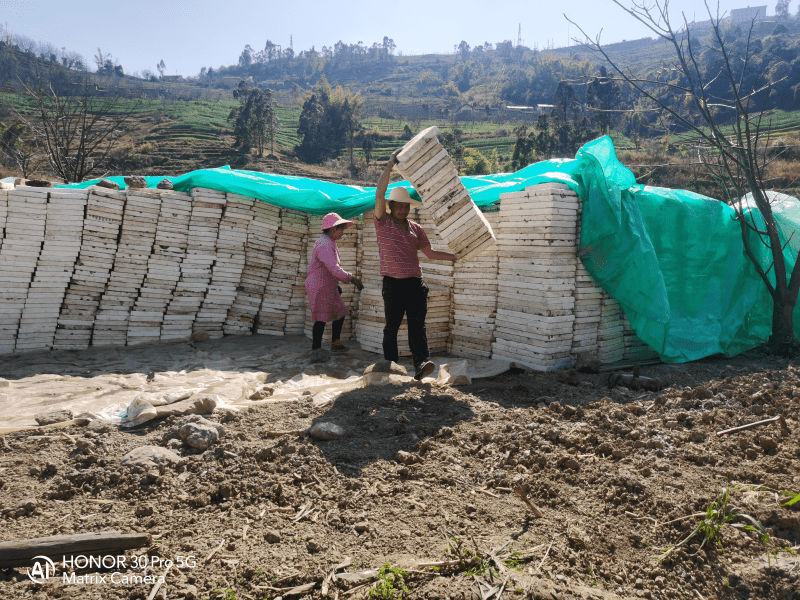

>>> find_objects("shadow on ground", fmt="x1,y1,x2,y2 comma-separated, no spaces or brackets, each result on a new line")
309,382,475,476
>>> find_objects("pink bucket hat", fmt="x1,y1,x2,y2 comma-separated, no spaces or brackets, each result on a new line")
321,212,354,231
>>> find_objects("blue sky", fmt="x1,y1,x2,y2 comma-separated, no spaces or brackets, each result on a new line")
1,0,789,77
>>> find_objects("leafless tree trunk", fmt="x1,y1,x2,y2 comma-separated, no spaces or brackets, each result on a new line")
8,69,140,183
566,0,798,353
0,122,42,178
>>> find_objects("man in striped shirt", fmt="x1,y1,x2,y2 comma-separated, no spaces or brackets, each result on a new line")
375,151,456,380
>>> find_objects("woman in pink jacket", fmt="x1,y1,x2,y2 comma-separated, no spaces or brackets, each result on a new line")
305,213,363,355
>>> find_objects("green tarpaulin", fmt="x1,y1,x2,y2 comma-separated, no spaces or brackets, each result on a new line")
59,137,799,363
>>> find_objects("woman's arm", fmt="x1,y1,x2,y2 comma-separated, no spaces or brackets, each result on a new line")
318,242,353,283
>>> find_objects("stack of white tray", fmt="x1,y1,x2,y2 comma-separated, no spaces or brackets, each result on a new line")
448,211,500,359
597,291,625,364
571,193,602,359
284,209,309,335
53,188,125,350
188,188,226,338
286,226,309,335
492,184,578,370
0,188,48,353
128,190,192,345
572,261,603,358
395,126,496,261
256,208,307,336
194,196,252,338
160,188,223,340
224,199,280,335
17,190,86,352
411,206,455,289
623,314,659,361
358,211,382,288
356,211,386,353
338,215,362,340
92,189,161,346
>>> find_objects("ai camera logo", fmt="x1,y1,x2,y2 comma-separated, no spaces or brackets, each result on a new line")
27,555,56,584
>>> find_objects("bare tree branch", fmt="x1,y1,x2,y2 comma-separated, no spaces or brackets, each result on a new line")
7,67,140,183
567,0,800,351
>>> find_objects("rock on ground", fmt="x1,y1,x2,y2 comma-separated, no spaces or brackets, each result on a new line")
178,416,225,450
121,445,183,469
363,359,407,376
34,410,73,426
308,422,345,440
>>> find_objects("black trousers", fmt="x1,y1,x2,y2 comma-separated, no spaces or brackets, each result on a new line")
311,286,345,350
382,276,429,366
312,317,344,349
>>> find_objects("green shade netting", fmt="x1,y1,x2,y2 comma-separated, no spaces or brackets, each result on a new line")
58,136,799,363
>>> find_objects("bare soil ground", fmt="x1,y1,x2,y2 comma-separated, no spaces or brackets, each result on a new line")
0,343,799,600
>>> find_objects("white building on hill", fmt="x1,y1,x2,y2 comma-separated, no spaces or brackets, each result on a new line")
683,5,768,33
730,6,767,24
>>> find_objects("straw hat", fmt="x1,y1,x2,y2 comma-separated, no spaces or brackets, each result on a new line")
388,187,422,207
321,213,354,231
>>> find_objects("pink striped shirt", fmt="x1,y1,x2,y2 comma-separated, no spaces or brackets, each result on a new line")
374,214,431,278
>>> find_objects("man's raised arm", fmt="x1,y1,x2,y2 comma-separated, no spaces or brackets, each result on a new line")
375,150,400,220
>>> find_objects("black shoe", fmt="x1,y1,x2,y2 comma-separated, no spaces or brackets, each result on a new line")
414,360,435,380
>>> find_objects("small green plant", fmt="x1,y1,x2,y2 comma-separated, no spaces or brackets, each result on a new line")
207,590,238,600
444,532,521,578
504,550,524,571
694,489,737,549
369,563,411,599
782,491,800,507
659,488,770,561
444,533,495,578
659,489,735,560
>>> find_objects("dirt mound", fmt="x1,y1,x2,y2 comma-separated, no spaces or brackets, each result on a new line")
0,352,798,600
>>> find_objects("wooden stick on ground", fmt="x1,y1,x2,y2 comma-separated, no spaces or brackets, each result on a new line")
0,531,151,568
513,543,546,561
146,564,172,600
717,415,790,437
512,486,543,518
204,539,225,564
417,559,461,568
496,575,509,600
535,539,554,574
344,581,371,596
265,430,303,438
655,513,708,528
625,511,659,524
